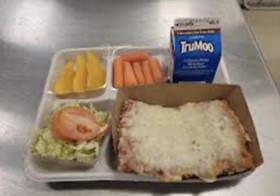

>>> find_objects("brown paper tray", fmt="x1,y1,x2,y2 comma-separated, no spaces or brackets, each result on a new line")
111,83,263,182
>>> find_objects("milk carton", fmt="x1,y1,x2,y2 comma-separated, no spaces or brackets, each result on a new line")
171,18,222,83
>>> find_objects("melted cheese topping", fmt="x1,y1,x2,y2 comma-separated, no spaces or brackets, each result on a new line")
120,100,243,180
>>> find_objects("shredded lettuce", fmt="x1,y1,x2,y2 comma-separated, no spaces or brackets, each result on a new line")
31,129,99,163
95,111,108,124
30,102,108,164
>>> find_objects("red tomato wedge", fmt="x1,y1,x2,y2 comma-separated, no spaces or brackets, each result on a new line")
52,106,108,142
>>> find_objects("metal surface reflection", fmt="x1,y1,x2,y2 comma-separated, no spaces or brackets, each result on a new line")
2,0,54,46
0,0,279,195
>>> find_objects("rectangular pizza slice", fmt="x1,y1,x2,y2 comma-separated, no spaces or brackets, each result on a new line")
117,99,254,182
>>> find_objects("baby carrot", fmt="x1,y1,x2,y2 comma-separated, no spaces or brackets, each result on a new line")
123,61,138,87
120,52,149,62
113,58,124,88
142,60,154,84
148,58,163,82
132,62,145,85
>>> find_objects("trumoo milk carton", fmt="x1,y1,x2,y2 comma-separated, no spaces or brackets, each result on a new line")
171,18,222,83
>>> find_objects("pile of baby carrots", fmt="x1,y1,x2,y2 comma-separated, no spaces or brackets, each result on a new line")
113,51,164,88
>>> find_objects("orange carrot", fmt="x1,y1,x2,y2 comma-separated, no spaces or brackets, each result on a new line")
142,60,154,84
148,58,163,82
113,58,124,88
123,61,138,87
120,52,149,62
132,62,145,85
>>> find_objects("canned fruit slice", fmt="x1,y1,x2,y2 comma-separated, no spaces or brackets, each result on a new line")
53,52,106,95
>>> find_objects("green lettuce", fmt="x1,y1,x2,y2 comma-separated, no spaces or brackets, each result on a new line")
30,103,108,164
31,129,100,163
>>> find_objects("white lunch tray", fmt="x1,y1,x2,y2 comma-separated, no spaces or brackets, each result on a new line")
25,46,231,182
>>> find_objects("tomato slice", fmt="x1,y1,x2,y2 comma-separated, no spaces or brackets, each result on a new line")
52,106,108,142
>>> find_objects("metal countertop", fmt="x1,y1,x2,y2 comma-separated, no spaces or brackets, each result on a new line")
0,0,279,195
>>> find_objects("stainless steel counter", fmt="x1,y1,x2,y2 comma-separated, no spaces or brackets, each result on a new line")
0,0,279,195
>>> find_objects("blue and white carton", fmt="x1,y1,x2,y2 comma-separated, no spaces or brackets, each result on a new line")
171,18,222,83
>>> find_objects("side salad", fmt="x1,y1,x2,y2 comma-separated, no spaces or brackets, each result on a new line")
30,102,109,164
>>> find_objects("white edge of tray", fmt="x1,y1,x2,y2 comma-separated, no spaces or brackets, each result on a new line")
25,46,231,182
